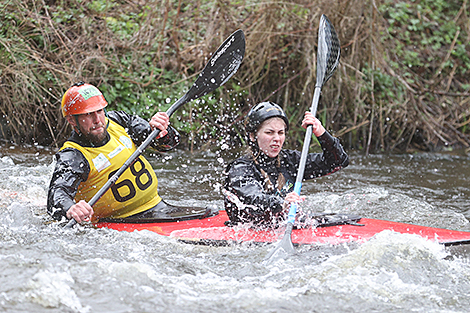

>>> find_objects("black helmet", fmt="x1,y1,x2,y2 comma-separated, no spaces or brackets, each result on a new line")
245,101,289,134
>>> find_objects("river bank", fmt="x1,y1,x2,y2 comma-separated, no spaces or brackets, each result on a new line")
1,0,469,153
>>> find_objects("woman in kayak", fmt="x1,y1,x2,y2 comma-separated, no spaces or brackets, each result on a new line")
222,101,349,228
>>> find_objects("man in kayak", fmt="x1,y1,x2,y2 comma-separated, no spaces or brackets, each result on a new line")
222,101,349,227
47,82,183,224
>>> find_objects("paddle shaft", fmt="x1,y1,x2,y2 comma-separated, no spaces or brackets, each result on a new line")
286,85,321,224
88,92,188,204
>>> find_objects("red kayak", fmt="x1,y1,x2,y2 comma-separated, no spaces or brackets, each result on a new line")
96,210,470,247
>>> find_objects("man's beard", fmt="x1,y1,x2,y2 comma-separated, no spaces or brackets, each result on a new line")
81,126,108,146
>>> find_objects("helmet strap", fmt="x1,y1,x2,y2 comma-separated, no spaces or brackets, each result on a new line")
72,115,82,136
104,108,110,130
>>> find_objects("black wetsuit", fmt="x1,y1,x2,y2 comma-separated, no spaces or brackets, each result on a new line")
223,131,349,226
47,111,180,221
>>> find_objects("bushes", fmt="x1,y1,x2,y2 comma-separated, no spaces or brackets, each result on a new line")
0,0,469,153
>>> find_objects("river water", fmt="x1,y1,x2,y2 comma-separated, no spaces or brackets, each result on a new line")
1,144,470,312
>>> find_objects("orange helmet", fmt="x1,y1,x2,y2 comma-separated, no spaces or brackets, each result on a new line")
61,82,108,117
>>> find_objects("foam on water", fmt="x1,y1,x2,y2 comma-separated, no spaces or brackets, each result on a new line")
295,231,470,310
25,270,88,312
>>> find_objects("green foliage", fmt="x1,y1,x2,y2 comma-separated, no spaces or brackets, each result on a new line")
379,0,466,80
361,65,405,101
88,0,116,13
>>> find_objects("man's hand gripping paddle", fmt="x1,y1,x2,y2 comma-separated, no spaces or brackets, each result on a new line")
264,15,340,260
66,30,245,228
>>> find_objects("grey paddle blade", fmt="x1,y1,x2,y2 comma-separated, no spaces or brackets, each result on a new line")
264,223,296,263
316,14,340,87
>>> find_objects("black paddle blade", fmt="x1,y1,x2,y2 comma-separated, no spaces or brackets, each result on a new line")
167,29,246,116
191,29,245,96
316,14,340,86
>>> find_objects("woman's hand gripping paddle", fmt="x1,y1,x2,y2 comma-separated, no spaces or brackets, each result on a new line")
66,30,245,228
264,15,340,260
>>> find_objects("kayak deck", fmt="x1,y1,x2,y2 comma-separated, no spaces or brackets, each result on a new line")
95,210,470,247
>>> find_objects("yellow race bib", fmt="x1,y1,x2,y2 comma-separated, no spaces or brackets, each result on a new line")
61,119,161,220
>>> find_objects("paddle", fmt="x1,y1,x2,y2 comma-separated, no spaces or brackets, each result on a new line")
264,15,340,259
66,29,245,228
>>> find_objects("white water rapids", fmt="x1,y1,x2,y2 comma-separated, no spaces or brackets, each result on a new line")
1,145,470,312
